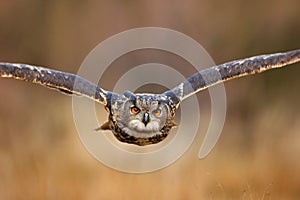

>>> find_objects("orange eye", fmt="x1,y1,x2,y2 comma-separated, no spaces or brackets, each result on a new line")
153,109,161,117
130,106,140,114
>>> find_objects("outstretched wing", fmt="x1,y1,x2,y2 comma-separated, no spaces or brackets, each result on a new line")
164,49,300,103
0,62,109,105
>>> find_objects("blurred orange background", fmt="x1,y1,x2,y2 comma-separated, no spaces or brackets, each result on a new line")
0,0,300,199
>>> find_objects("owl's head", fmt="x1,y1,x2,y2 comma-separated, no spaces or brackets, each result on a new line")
102,91,177,146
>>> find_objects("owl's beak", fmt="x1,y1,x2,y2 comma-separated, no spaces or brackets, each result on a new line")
142,112,150,126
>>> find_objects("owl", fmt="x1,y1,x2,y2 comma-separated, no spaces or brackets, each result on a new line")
1,49,300,145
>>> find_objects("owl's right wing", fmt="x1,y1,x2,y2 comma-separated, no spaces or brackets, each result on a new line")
163,49,300,104
0,62,110,105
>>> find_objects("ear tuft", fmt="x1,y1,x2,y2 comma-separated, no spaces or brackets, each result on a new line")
123,90,136,100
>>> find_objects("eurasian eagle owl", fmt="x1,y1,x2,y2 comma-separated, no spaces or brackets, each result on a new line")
1,49,299,145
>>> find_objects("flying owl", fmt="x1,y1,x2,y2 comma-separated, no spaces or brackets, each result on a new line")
0,49,299,145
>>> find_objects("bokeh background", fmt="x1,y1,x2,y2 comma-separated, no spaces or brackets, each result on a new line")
0,0,300,199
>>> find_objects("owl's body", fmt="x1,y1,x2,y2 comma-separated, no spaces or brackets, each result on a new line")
1,49,300,145
101,92,177,145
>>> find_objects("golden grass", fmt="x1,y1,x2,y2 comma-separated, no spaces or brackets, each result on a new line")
0,87,300,199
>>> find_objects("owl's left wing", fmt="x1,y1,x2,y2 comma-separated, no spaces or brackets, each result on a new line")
0,62,109,105
164,49,300,103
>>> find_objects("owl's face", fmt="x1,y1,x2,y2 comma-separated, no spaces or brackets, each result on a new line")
118,96,168,137
105,92,177,145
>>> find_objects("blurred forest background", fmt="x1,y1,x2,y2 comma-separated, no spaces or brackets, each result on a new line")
0,0,300,199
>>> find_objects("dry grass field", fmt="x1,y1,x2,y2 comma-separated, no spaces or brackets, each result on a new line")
0,1,300,199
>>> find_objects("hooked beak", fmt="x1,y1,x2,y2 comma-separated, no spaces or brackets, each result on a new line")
142,112,150,126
